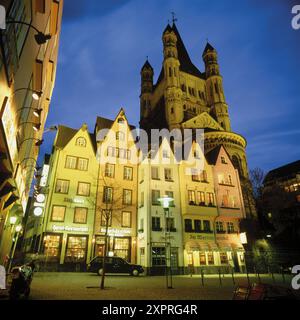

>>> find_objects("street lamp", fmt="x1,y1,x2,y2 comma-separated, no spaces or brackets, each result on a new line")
158,195,174,289
12,88,43,101
8,224,22,272
18,121,41,132
6,20,51,45
19,137,44,148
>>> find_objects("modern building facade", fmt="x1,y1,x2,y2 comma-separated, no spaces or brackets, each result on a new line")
0,0,63,265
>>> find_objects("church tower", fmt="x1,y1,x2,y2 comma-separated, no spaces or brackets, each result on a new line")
140,60,154,120
203,43,231,131
139,22,257,219
162,24,183,130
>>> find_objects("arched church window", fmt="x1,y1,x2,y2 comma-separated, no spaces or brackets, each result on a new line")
76,137,86,147
116,131,125,141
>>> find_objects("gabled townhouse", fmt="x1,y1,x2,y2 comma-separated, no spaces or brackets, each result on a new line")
93,109,138,264
137,137,183,275
179,140,219,273
37,124,98,271
206,145,246,272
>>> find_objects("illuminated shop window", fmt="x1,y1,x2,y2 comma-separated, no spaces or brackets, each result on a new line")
220,252,228,264
65,236,87,263
199,252,206,265
114,238,130,261
43,234,61,258
152,247,166,266
207,252,214,265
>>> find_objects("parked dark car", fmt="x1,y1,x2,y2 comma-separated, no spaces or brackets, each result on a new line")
88,256,144,276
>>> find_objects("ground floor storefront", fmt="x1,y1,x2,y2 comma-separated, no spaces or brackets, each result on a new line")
183,233,246,274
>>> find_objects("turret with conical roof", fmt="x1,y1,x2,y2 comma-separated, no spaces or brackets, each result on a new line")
202,42,231,131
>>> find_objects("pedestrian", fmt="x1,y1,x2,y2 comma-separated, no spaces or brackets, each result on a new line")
0,264,6,290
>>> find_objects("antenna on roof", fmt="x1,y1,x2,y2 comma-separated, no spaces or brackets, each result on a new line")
171,12,178,24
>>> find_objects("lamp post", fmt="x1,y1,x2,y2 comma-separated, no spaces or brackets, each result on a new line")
11,88,43,101
8,224,22,272
6,20,51,45
158,195,174,289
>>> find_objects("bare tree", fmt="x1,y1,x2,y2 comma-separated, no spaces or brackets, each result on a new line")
93,172,131,290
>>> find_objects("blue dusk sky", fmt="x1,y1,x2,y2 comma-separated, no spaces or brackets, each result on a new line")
40,0,300,173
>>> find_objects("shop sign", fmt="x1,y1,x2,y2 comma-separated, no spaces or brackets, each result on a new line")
40,164,49,187
100,228,131,237
52,225,88,232
187,234,214,241
1,99,18,170
64,197,85,204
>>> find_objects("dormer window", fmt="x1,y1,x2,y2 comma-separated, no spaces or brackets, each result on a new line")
76,137,86,147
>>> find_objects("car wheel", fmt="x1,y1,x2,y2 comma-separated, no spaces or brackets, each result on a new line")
98,268,104,276
132,269,139,277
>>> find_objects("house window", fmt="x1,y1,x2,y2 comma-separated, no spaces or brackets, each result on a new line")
105,163,115,178
74,207,88,224
65,236,87,263
228,175,233,185
77,182,90,196
191,169,200,181
151,190,160,205
194,220,201,233
166,217,175,231
216,221,224,233
124,166,133,180
222,194,229,207
184,219,193,232
164,168,172,181
162,150,170,159
200,170,208,182
221,156,227,164
188,190,196,205
199,252,206,265
55,179,69,194
101,210,112,227
203,220,211,232
227,222,235,233
197,191,205,205
165,191,174,206
220,252,228,264
51,205,65,222
151,167,160,180
152,247,166,266
152,217,161,231
65,156,77,169
207,193,215,206
35,0,45,13
123,189,132,205
103,187,113,203
116,131,125,141
122,211,131,227
218,173,225,184
76,137,86,147
77,158,88,171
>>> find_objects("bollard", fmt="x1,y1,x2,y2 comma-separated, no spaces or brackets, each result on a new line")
201,269,204,286
218,269,222,286
282,270,285,283
271,271,275,283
